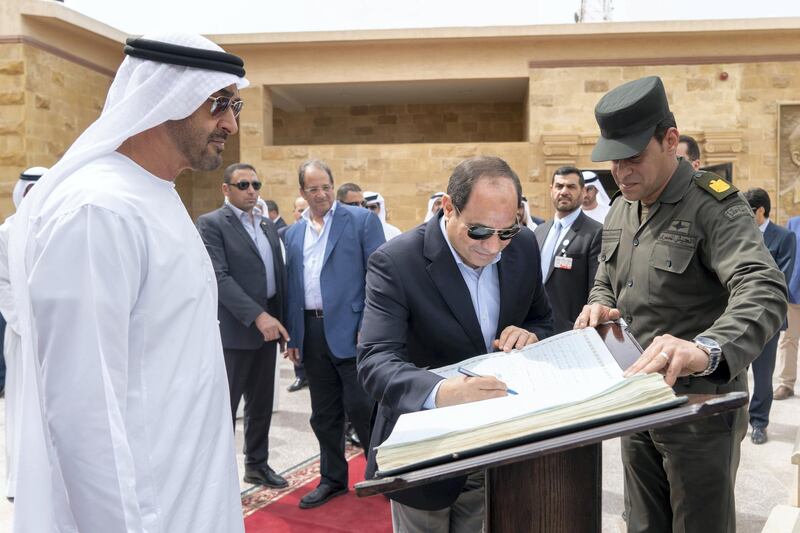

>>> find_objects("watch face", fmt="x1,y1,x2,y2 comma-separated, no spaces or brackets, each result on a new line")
695,336,720,351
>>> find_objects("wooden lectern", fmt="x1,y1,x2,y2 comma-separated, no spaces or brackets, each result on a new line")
354,323,748,532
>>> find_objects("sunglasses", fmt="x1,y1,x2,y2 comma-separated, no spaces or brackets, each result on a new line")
208,95,244,118
454,206,521,241
366,204,379,211
232,180,262,191
343,201,366,207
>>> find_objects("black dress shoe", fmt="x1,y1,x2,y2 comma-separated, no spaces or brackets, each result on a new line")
299,484,348,509
345,424,361,448
243,466,289,489
287,377,308,392
751,426,767,445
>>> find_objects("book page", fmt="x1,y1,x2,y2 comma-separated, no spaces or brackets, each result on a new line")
382,328,628,448
433,327,624,407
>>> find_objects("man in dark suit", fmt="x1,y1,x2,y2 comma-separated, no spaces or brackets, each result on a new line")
744,188,796,444
534,166,603,333
358,156,554,532
197,163,289,489
264,199,287,231
284,159,385,509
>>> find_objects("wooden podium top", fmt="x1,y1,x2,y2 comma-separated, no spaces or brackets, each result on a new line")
355,323,748,498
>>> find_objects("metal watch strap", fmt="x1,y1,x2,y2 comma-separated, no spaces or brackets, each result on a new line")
692,341,721,377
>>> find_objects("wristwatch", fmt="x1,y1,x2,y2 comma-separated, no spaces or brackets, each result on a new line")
692,336,722,377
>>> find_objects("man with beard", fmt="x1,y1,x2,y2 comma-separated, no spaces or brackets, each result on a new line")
534,166,602,333
8,34,248,532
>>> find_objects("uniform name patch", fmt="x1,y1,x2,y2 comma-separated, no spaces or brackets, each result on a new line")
724,203,754,220
658,232,696,248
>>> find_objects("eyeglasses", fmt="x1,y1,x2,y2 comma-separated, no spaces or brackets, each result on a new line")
232,180,262,191
454,206,521,241
342,201,366,207
303,185,333,195
208,95,244,118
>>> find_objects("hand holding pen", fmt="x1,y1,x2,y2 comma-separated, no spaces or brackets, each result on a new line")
458,367,518,395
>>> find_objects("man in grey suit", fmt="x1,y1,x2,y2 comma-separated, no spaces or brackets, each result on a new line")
197,163,289,488
534,166,603,333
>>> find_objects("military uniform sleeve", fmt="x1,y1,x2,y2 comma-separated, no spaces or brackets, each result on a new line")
588,232,618,308
697,193,788,381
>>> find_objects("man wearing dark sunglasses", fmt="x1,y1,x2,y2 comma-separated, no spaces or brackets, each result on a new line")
197,163,290,491
9,34,249,532
358,156,553,532
336,182,365,207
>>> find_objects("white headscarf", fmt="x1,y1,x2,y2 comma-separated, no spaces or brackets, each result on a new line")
583,171,611,207
12,167,48,209
8,34,248,529
425,192,445,222
364,191,387,223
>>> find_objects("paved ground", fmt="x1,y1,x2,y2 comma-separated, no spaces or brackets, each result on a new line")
1,358,797,531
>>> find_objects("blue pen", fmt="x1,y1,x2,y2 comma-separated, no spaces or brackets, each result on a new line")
457,367,518,395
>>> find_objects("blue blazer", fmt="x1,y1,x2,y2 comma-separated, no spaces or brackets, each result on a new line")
763,220,796,330
284,203,385,359
786,216,800,304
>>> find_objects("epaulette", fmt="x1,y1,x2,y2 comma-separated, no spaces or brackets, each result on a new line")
692,171,738,201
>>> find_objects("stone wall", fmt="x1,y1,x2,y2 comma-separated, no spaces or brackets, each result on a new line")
529,61,800,223
273,102,524,146
0,42,110,220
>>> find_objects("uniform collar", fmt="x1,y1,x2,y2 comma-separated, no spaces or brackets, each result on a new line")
656,159,695,205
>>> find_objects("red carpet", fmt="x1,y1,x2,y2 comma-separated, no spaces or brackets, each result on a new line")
244,453,392,532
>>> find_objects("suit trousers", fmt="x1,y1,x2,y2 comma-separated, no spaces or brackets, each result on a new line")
303,315,373,489
777,302,800,390
750,331,780,429
622,404,747,533
390,472,485,533
224,340,278,469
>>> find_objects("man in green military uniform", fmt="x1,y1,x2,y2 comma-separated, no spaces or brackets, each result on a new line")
575,76,787,532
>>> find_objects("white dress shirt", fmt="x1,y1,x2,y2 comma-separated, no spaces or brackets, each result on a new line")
227,202,277,298
302,201,337,310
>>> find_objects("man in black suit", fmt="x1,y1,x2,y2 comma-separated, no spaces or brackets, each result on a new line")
264,199,287,231
744,188,796,444
534,166,603,333
197,163,289,488
358,156,553,532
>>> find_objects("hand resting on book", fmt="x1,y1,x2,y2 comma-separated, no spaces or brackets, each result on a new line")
624,334,710,386
575,304,710,386
492,325,539,352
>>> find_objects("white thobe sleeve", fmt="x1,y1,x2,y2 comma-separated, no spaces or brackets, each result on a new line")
0,217,19,332
28,205,147,532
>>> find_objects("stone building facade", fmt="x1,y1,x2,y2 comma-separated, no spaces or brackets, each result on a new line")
2,0,799,230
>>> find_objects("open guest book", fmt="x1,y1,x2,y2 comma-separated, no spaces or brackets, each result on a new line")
375,326,686,476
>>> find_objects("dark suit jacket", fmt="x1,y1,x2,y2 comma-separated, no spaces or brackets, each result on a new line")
284,203,385,359
197,205,287,350
534,211,603,333
763,220,796,331
357,213,553,510
272,216,287,231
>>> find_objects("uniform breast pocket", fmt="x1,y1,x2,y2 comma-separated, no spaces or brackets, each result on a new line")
598,229,621,264
648,242,702,306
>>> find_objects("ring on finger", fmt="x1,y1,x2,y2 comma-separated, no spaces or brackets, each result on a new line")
657,351,670,363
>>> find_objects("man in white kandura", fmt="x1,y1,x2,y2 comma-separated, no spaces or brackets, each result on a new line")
8,34,248,532
0,166,46,501
364,191,402,240
580,171,611,224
